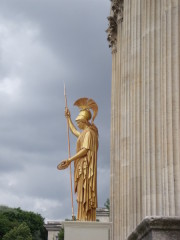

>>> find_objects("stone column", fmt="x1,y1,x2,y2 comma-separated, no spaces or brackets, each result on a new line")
107,0,180,239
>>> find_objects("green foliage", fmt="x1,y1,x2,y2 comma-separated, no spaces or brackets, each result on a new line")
104,198,110,210
2,222,32,240
0,207,20,239
58,228,64,240
0,206,47,240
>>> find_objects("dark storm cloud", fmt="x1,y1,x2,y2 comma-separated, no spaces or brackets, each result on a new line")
0,0,111,220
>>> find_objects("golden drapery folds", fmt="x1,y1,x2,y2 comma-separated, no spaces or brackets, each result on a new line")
75,124,98,221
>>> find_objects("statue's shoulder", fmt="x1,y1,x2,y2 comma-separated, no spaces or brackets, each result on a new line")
89,124,98,136
86,126,98,142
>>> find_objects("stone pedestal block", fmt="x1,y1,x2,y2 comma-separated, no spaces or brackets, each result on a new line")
63,221,111,240
127,217,180,240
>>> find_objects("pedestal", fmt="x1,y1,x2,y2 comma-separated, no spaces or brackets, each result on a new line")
63,221,111,240
127,217,180,240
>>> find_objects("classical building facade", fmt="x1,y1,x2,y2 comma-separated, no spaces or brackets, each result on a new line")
107,0,180,239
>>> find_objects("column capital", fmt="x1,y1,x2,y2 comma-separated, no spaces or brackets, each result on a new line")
112,0,124,22
106,16,117,49
106,0,124,50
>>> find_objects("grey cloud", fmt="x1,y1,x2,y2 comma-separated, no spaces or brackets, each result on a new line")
0,0,111,219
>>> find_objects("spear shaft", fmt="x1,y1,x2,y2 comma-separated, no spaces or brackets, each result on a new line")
64,84,74,219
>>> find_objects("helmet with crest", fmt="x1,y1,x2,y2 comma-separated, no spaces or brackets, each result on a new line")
74,98,98,123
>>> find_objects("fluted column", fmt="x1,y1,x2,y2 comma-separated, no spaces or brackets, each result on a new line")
107,0,180,239
110,45,117,240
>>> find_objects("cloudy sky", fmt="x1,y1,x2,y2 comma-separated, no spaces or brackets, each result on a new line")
0,0,112,221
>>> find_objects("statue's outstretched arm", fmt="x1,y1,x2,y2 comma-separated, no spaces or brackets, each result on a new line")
58,148,88,169
65,107,80,137
69,148,88,162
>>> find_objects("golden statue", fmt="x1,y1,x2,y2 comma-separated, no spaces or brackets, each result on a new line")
58,98,99,221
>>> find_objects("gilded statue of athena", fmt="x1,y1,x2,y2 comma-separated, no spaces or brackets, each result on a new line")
58,98,99,221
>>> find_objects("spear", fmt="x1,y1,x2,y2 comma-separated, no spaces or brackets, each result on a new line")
64,84,74,220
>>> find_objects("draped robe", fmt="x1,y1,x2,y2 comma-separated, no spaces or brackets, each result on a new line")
74,125,98,221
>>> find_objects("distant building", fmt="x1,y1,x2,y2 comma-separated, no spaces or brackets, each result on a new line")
96,208,110,222
44,221,62,240
45,208,109,240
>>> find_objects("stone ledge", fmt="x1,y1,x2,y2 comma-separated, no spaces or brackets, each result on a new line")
63,220,111,228
63,221,112,240
127,217,180,240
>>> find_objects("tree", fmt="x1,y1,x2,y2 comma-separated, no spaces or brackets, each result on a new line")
13,208,47,240
58,228,64,240
104,198,110,210
2,222,32,240
0,206,47,240
0,208,19,238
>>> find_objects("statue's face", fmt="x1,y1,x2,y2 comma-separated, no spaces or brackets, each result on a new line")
76,120,85,130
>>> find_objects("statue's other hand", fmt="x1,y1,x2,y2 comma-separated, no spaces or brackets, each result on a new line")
65,107,71,119
57,159,70,170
